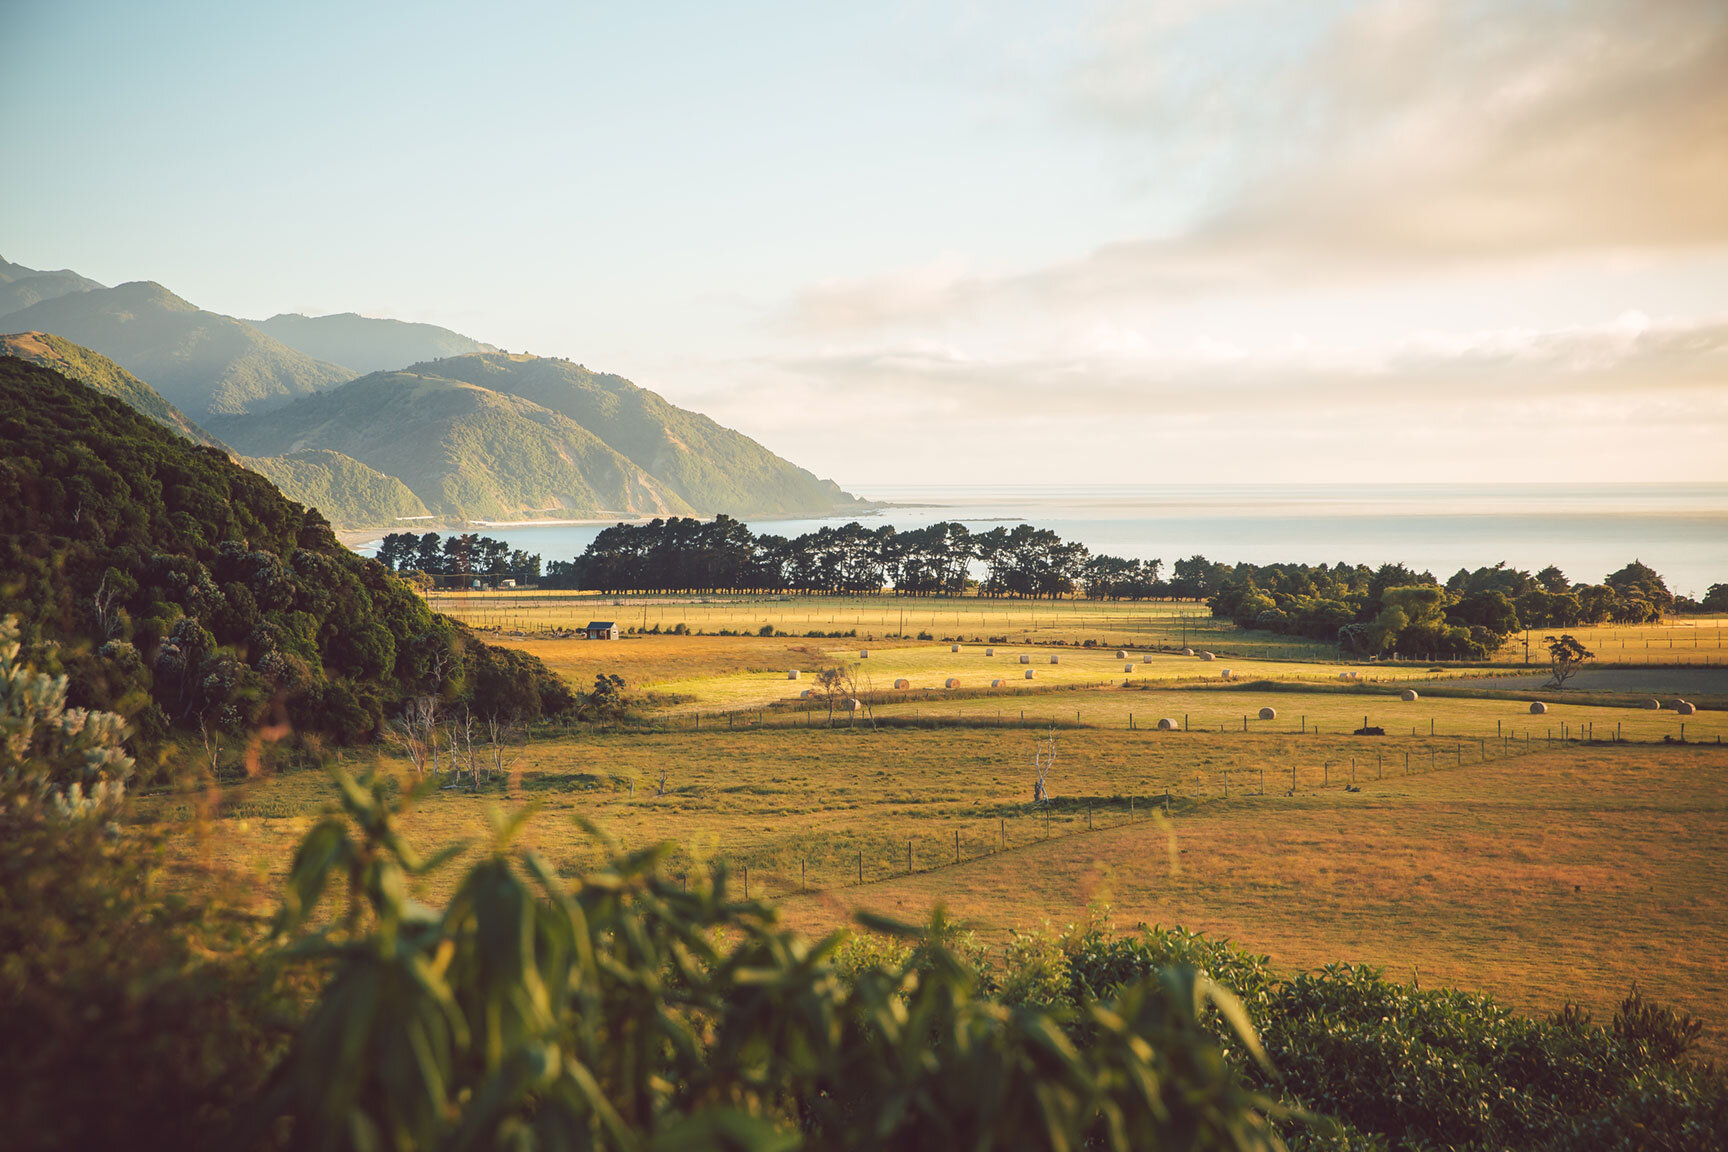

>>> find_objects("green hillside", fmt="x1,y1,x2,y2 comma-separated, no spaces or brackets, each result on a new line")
0,330,221,448
248,311,499,375
412,353,865,517
243,448,432,527
2,280,355,417
209,370,696,522
0,256,104,317
0,357,571,744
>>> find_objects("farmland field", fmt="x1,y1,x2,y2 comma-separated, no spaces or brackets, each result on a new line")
153,720,1728,1053
429,590,1728,666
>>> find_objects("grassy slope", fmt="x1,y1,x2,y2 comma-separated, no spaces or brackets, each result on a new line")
0,330,223,447
210,370,696,521
248,312,500,375
1,280,355,416
407,353,865,516
242,448,431,527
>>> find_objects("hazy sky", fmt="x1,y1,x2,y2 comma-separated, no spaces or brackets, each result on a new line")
5,0,1726,489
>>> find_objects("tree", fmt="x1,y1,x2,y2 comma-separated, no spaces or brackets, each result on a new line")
1544,634,1593,689
1701,583,1728,613
0,616,135,818
1031,724,1057,805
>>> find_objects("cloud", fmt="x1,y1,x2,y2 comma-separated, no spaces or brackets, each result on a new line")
785,0,1728,335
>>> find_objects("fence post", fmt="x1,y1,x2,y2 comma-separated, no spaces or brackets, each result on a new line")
908,840,912,874
858,851,862,884
955,829,960,864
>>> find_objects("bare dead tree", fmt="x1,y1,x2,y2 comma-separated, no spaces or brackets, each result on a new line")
93,572,125,639
199,718,223,781
656,765,668,796
448,708,479,790
387,695,440,776
1031,724,1058,805
483,713,520,788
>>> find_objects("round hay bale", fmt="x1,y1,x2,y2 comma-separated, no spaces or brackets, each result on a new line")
1141,654,1152,663
1675,700,1696,715
893,678,910,690
1019,654,1031,664
1644,699,1662,710
843,697,860,711
1529,701,1548,714
951,644,961,653
1181,648,1194,657
991,678,1005,688
1124,664,1134,673
1220,669,1232,681
800,689,813,699
1199,651,1215,662
1024,669,1036,679
859,649,869,659
1400,689,1419,702
985,647,995,656
1156,718,1178,731
1049,654,1060,664
1258,706,1276,720
1115,650,1128,659
787,669,800,680
1338,672,1353,681
944,677,960,689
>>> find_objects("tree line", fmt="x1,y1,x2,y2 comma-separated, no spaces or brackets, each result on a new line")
374,531,543,584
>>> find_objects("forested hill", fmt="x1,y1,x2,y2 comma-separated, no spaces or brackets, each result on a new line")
0,330,222,448
1,280,354,417
403,353,867,518
0,358,571,746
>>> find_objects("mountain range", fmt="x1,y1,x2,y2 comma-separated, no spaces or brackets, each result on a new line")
0,256,865,528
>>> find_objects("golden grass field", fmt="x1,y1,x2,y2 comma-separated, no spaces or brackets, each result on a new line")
429,590,1728,667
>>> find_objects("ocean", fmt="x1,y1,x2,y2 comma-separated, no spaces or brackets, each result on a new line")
352,483,1728,598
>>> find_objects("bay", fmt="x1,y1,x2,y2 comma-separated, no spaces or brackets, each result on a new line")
352,483,1728,598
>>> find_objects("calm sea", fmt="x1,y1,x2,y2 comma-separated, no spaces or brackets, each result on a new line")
353,484,1728,598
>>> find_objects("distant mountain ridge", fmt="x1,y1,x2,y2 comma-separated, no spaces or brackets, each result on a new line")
2,254,869,527
210,370,699,522
248,312,500,375
401,354,863,518
2,280,354,416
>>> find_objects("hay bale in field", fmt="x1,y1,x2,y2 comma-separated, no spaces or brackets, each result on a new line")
1125,664,1134,673
788,669,800,680
1220,669,1233,681
1115,650,1128,659
992,678,1006,688
1181,648,1194,657
1644,699,1662,710
1156,718,1178,731
1400,689,1418,702
1141,654,1151,663
952,644,961,653
1675,700,1696,715
1338,672,1353,681
800,689,813,699
1025,669,1036,679
1019,654,1031,664
985,647,995,656
1529,701,1548,714
1258,706,1276,720
945,678,960,689
894,678,910,690
1199,651,1215,661
1049,654,1060,664
859,649,869,659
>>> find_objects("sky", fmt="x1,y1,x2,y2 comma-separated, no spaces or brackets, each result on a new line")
5,0,1726,489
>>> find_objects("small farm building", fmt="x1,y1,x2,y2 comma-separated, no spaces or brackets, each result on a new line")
583,621,620,640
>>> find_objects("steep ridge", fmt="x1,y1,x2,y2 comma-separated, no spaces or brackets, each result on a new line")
403,353,865,517
249,312,500,375
242,448,432,527
0,330,221,447
209,370,695,522
2,280,355,416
